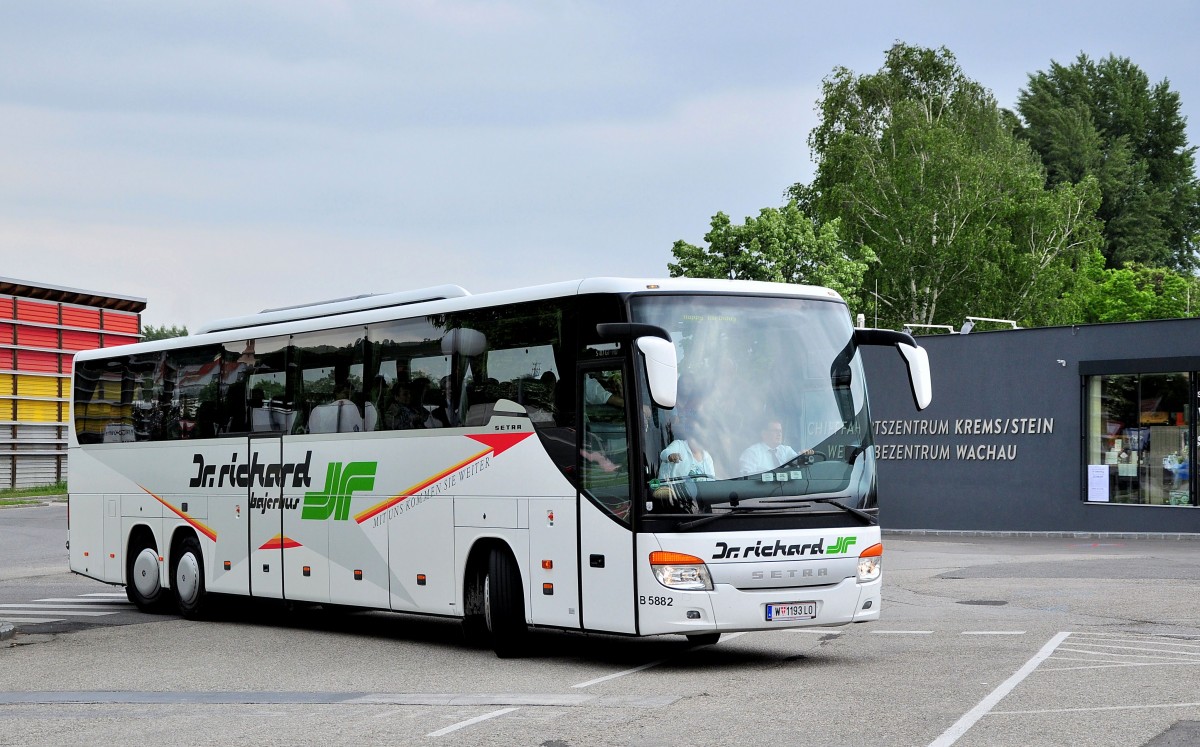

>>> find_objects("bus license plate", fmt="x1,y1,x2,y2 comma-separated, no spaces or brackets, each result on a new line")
766,602,817,621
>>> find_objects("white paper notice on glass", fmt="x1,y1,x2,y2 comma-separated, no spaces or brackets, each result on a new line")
1087,465,1110,502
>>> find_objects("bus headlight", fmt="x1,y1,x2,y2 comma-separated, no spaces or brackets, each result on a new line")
856,543,883,583
649,551,713,591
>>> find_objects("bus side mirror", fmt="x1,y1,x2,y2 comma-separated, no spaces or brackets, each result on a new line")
854,328,933,411
897,342,932,411
595,323,677,409
637,337,677,409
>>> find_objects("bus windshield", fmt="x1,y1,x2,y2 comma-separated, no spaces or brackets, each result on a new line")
630,294,874,516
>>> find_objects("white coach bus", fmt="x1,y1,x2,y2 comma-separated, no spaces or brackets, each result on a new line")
68,278,931,656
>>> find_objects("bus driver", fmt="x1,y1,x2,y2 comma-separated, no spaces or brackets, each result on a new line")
739,418,800,475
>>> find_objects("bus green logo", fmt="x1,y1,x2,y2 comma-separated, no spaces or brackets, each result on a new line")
828,536,857,554
302,462,377,521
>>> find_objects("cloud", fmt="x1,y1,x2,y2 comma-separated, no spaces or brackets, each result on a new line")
0,0,1195,339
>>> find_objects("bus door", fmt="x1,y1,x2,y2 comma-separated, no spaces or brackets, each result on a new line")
282,440,329,605
248,434,284,599
577,363,638,634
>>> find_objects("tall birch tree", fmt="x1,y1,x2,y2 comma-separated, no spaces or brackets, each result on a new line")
801,43,1102,329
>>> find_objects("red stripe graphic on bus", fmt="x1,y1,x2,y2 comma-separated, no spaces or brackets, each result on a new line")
354,432,533,524
137,485,218,542
259,535,301,550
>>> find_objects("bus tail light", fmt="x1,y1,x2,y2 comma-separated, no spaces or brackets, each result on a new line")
649,551,713,591
857,543,883,583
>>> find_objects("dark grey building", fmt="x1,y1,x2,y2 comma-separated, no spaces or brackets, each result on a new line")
862,319,1200,534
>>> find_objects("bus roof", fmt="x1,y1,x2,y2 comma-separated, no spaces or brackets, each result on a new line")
78,277,845,361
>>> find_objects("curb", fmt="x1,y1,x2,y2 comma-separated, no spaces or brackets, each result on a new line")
0,495,67,509
0,623,13,642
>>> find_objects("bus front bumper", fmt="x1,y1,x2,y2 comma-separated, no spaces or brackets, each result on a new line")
637,576,881,636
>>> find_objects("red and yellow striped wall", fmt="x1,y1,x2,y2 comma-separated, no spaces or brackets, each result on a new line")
0,279,146,488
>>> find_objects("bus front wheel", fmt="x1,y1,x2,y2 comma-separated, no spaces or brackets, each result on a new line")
170,535,208,619
484,548,528,658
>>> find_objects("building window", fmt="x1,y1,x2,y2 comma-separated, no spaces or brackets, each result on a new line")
1086,372,1192,505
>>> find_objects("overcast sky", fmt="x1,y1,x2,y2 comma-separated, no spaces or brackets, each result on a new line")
2,1,1197,330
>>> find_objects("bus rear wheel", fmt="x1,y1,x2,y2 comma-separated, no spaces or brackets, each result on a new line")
170,535,208,619
126,543,167,612
484,548,528,658
461,562,489,647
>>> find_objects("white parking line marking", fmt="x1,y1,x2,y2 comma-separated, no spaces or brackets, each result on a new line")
1065,643,1200,657
1068,634,1200,643
1056,646,1199,661
991,701,1200,715
570,631,743,689
1,603,128,610
1053,654,1147,665
572,661,665,689
1049,660,1200,672
348,694,591,707
0,607,127,617
1,594,132,627
82,593,128,598
426,707,518,737
34,598,133,604
962,631,1026,636
927,631,1070,747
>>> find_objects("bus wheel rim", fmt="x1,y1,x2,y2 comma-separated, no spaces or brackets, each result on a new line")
175,552,200,605
483,574,493,632
132,548,161,598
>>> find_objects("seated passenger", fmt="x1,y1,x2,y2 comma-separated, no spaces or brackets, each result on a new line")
738,418,800,475
658,412,715,482
386,378,431,430
584,373,624,408
307,385,365,433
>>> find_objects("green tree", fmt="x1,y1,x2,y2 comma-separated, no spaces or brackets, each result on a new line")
1002,177,1104,325
799,42,1103,329
1064,258,1200,322
668,200,874,303
1014,54,1200,270
142,324,188,341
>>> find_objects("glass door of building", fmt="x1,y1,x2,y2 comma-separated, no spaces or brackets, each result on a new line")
1086,371,1193,505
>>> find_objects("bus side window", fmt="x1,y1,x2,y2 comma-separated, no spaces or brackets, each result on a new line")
291,328,368,433
367,317,452,430
75,356,134,444
220,336,290,434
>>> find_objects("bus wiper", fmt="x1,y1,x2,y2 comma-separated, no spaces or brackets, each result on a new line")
676,505,761,531
737,495,878,526
673,493,876,531
811,496,877,525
